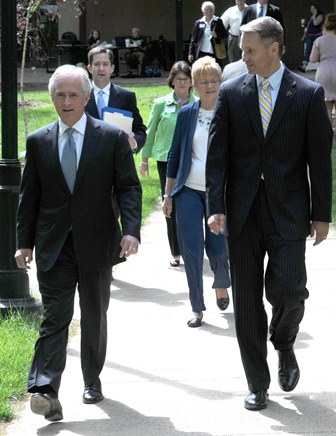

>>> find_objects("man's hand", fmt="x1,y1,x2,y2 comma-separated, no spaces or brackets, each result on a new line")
310,221,329,246
119,235,139,258
15,248,33,269
207,214,225,235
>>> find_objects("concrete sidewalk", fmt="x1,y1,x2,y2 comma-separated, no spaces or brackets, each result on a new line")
4,203,336,436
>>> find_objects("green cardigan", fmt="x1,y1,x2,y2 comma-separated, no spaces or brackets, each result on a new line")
141,91,197,162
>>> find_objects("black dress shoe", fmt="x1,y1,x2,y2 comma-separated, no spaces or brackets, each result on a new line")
244,390,268,411
187,312,203,328
215,289,230,311
216,297,230,311
278,349,300,392
30,392,63,421
83,384,104,404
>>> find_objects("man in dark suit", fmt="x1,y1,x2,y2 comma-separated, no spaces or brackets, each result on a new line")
241,0,284,29
206,17,332,411
15,65,142,421
86,46,146,153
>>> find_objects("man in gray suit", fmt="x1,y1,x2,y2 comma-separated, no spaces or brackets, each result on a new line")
15,65,142,421
206,17,332,411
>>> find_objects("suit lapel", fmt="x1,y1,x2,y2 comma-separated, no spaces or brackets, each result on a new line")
86,92,99,119
265,68,297,141
43,122,71,192
108,84,119,108
242,74,264,143
73,115,101,193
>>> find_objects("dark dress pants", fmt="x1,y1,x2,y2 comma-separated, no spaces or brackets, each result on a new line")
28,232,112,394
228,181,309,392
157,161,180,257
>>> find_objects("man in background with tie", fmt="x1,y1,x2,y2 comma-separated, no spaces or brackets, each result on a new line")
15,64,142,421
241,0,284,29
86,46,146,153
206,17,332,411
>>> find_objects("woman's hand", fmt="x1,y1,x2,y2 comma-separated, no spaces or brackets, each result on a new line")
162,197,173,217
139,159,149,176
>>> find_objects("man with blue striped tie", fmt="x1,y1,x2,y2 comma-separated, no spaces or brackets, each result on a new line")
206,17,332,411
241,0,284,29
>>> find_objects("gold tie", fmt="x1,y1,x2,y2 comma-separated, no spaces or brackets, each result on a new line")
259,79,272,136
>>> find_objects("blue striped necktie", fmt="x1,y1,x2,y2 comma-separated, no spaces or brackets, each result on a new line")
259,79,272,136
96,90,105,120
258,4,264,17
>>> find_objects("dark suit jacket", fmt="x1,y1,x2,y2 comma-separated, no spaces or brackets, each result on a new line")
206,68,332,240
189,16,227,60
241,3,284,30
85,83,147,151
167,100,200,194
17,114,142,272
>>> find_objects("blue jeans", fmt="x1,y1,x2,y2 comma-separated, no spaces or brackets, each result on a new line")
174,186,231,312
303,35,320,64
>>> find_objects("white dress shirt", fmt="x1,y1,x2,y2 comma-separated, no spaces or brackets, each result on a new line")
93,83,111,108
221,5,247,36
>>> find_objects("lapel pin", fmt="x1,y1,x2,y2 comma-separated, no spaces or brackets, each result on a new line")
286,91,293,97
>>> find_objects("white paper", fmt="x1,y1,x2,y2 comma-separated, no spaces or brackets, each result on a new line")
103,112,133,134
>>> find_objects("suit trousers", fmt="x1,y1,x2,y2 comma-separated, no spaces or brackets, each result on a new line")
28,232,112,394
228,34,241,63
175,186,231,312
228,181,308,391
157,161,180,257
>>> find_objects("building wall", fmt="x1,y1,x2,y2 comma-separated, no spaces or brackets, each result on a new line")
62,0,335,66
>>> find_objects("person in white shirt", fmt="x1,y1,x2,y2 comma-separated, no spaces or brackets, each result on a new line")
221,0,247,62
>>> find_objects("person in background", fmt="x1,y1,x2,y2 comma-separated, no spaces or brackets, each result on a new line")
125,27,147,75
188,1,227,66
86,29,101,48
86,46,146,153
163,56,231,328
206,17,332,411
221,0,247,62
15,65,142,421
139,61,197,268
310,12,336,125
222,58,248,81
299,4,324,72
241,0,284,29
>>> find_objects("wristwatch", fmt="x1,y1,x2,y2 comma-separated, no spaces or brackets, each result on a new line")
163,194,171,199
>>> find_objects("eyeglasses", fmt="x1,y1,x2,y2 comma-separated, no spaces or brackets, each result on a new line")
174,78,191,84
198,79,220,87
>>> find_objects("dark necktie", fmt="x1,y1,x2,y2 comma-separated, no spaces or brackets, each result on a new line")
61,128,77,193
96,90,105,120
258,4,264,17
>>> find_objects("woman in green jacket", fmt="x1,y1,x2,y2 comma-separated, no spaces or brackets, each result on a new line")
140,61,197,267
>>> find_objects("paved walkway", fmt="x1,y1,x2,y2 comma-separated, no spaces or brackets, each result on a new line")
3,203,336,436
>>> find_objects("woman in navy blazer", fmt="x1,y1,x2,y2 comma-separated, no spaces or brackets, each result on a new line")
163,57,231,328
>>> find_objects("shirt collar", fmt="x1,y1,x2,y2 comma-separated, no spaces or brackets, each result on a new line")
59,113,87,136
93,83,110,96
257,62,285,90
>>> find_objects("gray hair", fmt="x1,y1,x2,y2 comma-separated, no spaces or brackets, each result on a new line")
201,2,215,12
240,16,284,56
48,64,92,96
